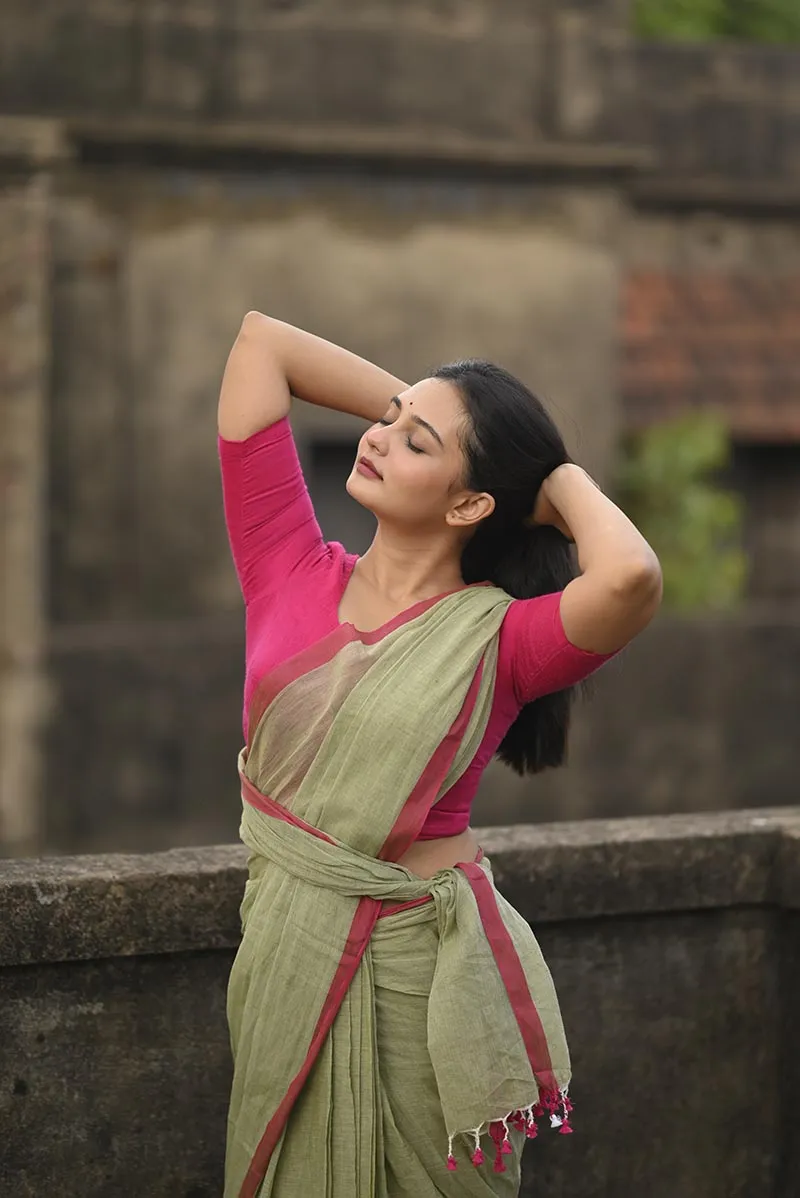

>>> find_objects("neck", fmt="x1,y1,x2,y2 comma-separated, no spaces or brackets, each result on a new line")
357,524,466,602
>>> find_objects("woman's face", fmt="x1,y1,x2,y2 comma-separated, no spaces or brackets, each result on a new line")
346,378,493,532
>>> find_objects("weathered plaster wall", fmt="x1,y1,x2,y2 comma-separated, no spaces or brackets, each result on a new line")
2,1,800,855
0,174,51,855
37,169,623,856
48,173,623,627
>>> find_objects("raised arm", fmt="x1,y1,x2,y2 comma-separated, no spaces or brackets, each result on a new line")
218,311,409,441
533,464,663,654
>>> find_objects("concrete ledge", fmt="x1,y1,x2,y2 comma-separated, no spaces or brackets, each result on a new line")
2,808,798,969
68,115,653,178
632,175,800,215
0,845,246,968
486,808,800,922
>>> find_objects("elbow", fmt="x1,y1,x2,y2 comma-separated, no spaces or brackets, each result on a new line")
239,310,268,338
231,310,276,356
236,311,278,352
614,551,663,619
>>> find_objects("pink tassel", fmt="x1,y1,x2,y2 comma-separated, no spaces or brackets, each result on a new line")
526,1120,538,1140
493,1153,507,1174
447,1154,457,1171
471,1147,485,1166
501,1138,513,1155
558,1089,574,1134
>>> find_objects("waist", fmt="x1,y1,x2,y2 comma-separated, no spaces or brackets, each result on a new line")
240,774,483,904
396,827,479,879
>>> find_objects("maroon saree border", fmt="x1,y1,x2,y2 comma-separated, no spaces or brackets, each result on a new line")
377,656,486,862
239,773,338,846
240,774,432,922
456,861,558,1097
239,894,381,1198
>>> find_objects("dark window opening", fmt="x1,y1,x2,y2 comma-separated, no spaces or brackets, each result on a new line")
729,442,800,601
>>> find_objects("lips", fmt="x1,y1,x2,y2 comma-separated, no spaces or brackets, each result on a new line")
358,457,382,479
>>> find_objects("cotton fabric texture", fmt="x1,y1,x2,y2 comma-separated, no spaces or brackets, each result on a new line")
225,585,573,1198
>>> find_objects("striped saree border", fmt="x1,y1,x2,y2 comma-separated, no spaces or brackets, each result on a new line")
378,656,486,862
238,892,381,1198
456,861,558,1096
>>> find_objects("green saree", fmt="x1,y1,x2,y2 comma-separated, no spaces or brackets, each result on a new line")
225,585,574,1198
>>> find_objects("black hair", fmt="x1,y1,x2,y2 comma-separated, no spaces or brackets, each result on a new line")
431,359,579,775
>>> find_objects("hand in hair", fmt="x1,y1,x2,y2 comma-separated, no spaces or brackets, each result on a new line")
527,465,587,541
539,464,662,654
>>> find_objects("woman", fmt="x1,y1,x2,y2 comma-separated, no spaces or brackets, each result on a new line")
218,312,662,1198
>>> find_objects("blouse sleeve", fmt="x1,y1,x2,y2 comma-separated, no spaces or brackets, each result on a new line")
504,591,619,706
218,416,324,604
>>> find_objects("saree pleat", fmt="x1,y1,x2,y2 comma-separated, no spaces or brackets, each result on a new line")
256,900,523,1198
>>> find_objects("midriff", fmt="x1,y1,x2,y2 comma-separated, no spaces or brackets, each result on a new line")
396,827,479,880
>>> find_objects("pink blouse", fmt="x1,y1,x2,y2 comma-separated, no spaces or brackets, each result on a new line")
219,417,614,840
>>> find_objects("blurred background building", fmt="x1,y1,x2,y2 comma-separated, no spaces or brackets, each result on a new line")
1,0,798,857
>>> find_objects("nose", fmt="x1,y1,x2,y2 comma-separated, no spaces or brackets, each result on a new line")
366,426,387,455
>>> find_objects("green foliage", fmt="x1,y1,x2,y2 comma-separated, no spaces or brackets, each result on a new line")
616,414,747,612
634,0,800,41
734,0,800,41
635,0,728,39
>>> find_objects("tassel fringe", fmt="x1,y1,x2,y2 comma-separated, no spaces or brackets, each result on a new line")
443,1086,574,1172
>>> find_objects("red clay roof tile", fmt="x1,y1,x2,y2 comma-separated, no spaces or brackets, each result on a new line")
622,272,800,441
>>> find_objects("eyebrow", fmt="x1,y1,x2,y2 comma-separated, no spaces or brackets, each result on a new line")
390,396,444,448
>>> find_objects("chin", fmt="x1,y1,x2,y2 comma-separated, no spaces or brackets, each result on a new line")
345,472,368,501
346,474,383,517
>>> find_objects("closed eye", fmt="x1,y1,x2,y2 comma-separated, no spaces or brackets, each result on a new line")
376,417,424,453
383,396,443,449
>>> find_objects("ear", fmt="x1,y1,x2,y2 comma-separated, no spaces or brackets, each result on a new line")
446,491,495,530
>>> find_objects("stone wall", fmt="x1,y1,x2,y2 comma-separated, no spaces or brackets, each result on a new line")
0,0,636,158
2,3,799,205
633,40,800,206
2,809,799,1197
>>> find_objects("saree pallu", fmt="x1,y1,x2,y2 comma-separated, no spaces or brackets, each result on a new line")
225,586,574,1198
